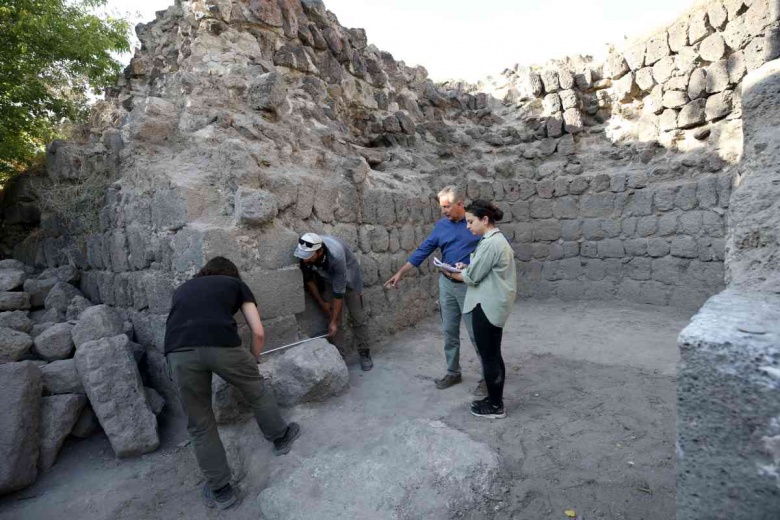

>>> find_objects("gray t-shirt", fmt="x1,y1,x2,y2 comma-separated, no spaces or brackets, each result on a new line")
301,235,363,296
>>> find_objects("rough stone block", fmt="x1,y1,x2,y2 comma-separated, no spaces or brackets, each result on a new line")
675,183,699,210
0,311,33,333
678,99,707,129
552,198,578,219
563,108,583,133
635,67,656,92
662,90,690,109
580,193,614,218
0,327,33,363
700,33,727,62
248,72,288,114
744,31,780,71
22,278,57,308
542,93,562,114
41,359,84,395
44,282,82,314
532,220,562,241
0,292,30,311
623,190,654,217
645,32,671,65
613,72,638,102
38,394,86,470
151,189,187,231
72,304,124,348
688,9,713,44
597,239,625,258
648,238,671,257
243,267,305,319
545,115,563,138
33,322,74,361
669,19,689,52
74,335,159,457
0,361,42,494
671,237,700,258
624,238,648,256
582,219,605,240
236,188,278,226
0,270,26,292
561,220,582,241
257,338,348,407
706,60,730,93
569,177,589,195
530,199,553,219
653,56,676,84
705,90,734,121
541,69,560,92
660,109,678,131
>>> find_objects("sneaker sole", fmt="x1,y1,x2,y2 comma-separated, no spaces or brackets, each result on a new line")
470,410,507,419
273,423,301,456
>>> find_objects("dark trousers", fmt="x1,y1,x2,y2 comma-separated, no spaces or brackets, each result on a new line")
471,304,506,406
167,346,288,490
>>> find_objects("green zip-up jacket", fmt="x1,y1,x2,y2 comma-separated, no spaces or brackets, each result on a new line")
462,228,517,327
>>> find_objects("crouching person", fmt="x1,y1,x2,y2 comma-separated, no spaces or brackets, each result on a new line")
165,257,300,510
294,232,373,371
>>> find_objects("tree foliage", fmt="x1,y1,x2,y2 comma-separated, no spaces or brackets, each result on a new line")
0,0,130,184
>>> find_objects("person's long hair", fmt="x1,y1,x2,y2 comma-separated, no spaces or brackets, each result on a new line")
465,199,504,224
195,256,241,279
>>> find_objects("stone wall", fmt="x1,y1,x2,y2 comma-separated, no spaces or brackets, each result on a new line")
677,59,780,520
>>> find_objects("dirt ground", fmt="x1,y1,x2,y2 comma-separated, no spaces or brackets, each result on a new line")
0,299,691,520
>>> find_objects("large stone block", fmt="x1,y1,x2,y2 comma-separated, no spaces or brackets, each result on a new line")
71,304,124,348
706,60,730,93
256,338,348,407
705,90,734,121
678,99,707,129
0,292,30,311
0,361,42,494
236,188,278,226
74,335,159,457
699,33,726,62
38,394,87,470
243,267,305,319
672,237,700,258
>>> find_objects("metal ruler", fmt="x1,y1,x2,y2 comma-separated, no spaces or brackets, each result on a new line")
258,334,329,357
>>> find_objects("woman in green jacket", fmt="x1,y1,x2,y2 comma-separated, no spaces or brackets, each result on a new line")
445,200,517,418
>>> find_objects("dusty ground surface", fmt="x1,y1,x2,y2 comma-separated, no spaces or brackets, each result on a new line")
0,299,690,520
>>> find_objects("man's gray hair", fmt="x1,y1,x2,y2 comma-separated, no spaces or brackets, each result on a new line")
437,185,465,203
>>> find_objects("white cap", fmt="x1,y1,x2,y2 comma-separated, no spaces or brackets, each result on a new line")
294,232,323,259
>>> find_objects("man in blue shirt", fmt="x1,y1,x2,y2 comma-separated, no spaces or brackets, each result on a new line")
384,186,483,393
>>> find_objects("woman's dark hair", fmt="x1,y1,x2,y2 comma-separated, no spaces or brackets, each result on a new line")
195,256,240,279
465,199,504,224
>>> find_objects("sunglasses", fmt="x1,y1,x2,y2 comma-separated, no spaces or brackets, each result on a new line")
299,238,319,248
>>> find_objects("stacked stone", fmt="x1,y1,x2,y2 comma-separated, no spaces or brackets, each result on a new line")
0,261,163,495
604,0,779,137
491,169,734,310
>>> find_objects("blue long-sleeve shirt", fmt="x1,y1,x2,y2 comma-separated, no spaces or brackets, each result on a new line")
408,217,480,268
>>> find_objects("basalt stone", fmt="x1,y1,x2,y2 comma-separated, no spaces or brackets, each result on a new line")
0,327,33,363
0,292,30,311
0,270,26,292
0,311,33,333
0,361,42,494
38,394,87,470
32,322,75,361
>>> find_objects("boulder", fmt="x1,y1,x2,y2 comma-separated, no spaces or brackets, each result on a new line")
0,269,26,291
0,361,42,494
248,72,288,114
71,304,123,348
257,420,500,520
0,259,25,271
70,405,101,438
41,359,84,394
74,335,159,457
257,338,348,407
0,327,33,363
38,394,87,470
0,311,33,333
235,188,278,226
22,278,57,307
0,292,30,311
39,265,80,284
33,322,75,361
44,282,83,313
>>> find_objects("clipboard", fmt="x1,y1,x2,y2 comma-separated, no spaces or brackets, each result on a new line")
433,257,463,274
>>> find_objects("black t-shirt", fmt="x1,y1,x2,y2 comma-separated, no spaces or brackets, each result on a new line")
164,275,257,354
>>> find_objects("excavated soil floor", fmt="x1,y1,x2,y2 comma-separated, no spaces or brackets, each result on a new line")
0,299,689,520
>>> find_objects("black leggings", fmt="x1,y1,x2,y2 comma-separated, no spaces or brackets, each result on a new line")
471,304,505,406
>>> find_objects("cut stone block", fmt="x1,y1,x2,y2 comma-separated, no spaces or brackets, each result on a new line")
0,361,42,494
74,335,159,457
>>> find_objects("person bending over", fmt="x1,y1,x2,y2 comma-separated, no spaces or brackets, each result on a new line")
165,256,300,510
